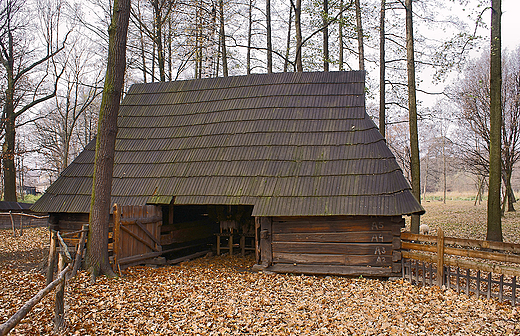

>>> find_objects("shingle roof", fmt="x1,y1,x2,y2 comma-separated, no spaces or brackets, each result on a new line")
32,71,424,216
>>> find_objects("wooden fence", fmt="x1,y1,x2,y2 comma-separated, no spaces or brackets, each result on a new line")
401,229,520,305
0,230,77,335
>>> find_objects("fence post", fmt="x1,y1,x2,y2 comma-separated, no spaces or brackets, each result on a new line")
46,230,58,285
54,253,66,332
113,204,121,272
437,228,445,287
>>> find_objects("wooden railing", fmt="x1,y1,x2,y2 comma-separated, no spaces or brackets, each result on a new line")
0,230,81,335
401,229,520,305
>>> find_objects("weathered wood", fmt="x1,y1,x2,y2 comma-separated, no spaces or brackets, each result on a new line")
402,231,520,254
117,251,163,265
135,220,161,250
272,231,394,243
272,242,392,255
46,230,57,285
272,252,393,266
113,204,121,271
267,264,393,276
70,224,88,278
167,250,209,265
161,221,215,245
437,229,445,286
255,217,260,263
54,254,66,332
272,218,395,234
402,241,520,264
120,225,160,252
120,216,161,225
0,263,71,336
259,217,272,266
392,250,402,262
402,250,520,277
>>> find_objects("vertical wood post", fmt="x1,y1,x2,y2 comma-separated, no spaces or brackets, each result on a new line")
46,230,58,285
255,217,260,263
259,217,272,267
10,211,16,237
70,224,88,279
437,228,445,287
54,253,66,332
113,204,121,272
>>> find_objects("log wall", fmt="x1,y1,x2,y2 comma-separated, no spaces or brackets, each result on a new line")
259,216,404,277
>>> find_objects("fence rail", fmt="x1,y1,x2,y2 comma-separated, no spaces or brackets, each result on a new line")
0,230,74,336
401,229,520,305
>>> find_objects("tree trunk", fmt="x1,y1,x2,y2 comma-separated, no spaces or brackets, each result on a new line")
247,0,253,75
487,0,502,241
405,0,421,233
355,0,364,71
378,0,385,137
153,0,165,82
284,4,293,72
323,0,329,72
219,0,228,77
266,0,273,73
338,0,344,71
86,0,131,279
294,0,303,72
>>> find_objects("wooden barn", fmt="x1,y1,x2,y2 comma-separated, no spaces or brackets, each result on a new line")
32,71,424,277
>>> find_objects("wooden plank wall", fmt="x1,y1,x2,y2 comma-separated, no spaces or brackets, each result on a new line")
264,216,403,276
118,205,162,260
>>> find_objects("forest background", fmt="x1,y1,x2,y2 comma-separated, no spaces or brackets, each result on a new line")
0,0,519,208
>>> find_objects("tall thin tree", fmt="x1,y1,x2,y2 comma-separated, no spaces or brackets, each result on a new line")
405,0,421,233
86,0,131,280
487,0,502,241
266,0,272,73
355,0,364,71
379,0,385,137
323,0,329,71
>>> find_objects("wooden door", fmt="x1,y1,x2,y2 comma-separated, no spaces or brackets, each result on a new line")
113,204,162,267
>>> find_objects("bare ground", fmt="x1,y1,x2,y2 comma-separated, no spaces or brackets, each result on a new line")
1,201,520,335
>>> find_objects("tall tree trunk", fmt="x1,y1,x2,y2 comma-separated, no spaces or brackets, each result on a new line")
86,0,131,280
338,0,344,71
284,4,293,72
153,0,165,81
378,0,385,137
247,0,253,75
487,0,502,241
294,0,303,72
405,0,421,233
266,0,273,73
355,0,364,71
323,0,329,71
219,0,228,77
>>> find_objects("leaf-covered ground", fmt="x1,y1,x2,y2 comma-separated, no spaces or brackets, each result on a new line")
1,201,520,335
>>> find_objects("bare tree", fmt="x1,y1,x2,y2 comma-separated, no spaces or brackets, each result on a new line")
0,0,70,201
86,0,130,280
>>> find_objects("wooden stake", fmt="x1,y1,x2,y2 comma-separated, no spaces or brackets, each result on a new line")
54,254,66,332
437,228,445,287
113,204,121,272
46,230,57,285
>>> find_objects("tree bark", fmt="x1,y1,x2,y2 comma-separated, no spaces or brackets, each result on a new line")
86,0,131,279
219,0,228,77
405,0,421,233
323,0,329,72
338,0,344,71
152,0,166,82
284,4,293,72
266,0,273,73
294,0,303,72
247,0,253,75
487,0,502,241
355,0,364,71
378,0,385,137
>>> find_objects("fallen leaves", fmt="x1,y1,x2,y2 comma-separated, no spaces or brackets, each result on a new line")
1,201,520,335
